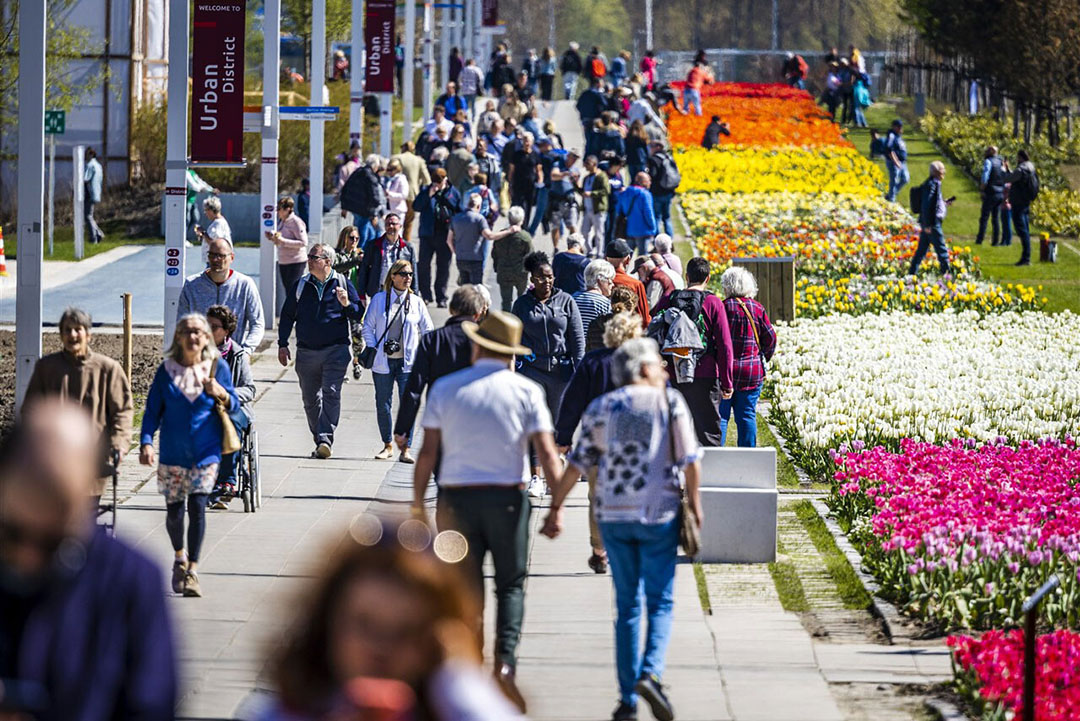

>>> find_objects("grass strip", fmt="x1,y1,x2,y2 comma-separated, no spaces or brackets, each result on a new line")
768,535,809,612
693,562,712,615
792,500,872,610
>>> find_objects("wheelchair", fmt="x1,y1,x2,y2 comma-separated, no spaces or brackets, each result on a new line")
236,422,261,513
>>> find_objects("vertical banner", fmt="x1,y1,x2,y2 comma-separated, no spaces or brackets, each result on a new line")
190,2,246,162
364,0,396,94
481,0,497,26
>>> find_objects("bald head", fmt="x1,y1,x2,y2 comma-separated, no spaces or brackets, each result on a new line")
1,401,100,579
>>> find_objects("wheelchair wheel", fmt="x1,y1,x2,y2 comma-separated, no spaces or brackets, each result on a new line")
251,430,261,509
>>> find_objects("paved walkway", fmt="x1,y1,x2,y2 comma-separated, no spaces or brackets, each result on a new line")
105,101,951,720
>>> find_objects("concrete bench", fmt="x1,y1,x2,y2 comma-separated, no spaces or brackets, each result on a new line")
695,447,777,564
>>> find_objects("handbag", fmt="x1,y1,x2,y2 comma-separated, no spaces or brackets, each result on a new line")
359,290,409,369
666,389,700,557
614,190,637,239
216,401,241,455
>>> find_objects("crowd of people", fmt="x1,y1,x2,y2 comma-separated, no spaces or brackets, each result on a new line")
4,40,787,721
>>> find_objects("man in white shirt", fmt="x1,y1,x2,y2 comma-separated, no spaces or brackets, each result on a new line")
194,195,232,265
423,105,456,142
628,92,667,133
411,311,563,715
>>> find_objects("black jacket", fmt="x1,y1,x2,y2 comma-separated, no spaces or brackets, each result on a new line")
560,49,582,74
554,347,616,446
357,235,418,298
340,165,384,217
576,88,607,124
394,315,473,436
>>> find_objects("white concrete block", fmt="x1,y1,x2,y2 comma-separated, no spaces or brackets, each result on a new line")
698,487,777,563
700,447,776,489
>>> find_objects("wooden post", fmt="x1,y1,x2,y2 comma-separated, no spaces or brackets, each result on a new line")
122,293,132,380
732,257,795,322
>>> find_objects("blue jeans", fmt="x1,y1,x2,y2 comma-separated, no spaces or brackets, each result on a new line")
1011,205,1031,262
652,193,674,236
719,384,762,447
528,186,549,235
373,357,410,444
909,224,951,275
599,518,679,705
853,104,867,127
628,235,653,255
682,87,702,115
563,71,579,99
356,216,379,250
885,163,909,202
217,406,252,487
976,193,1005,245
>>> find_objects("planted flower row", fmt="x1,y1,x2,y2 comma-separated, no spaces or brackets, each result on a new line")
949,630,1080,721
795,275,1045,317
830,438,1080,630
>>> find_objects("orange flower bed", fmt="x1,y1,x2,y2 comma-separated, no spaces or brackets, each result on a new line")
667,84,849,149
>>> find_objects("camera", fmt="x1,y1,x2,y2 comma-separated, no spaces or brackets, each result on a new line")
383,339,402,355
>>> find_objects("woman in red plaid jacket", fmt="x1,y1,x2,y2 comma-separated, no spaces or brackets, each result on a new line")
718,266,777,446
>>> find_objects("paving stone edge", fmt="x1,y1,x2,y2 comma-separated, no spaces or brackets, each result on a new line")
808,498,914,644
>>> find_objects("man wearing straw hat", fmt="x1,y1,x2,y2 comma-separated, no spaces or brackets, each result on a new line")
411,310,563,714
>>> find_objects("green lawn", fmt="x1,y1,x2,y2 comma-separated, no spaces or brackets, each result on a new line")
849,101,1080,313
4,224,163,262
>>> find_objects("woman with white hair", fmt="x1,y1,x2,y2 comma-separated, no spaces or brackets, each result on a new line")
140,313,239,597
195,195,232,266
651,233,681,275
571,259,615,341
542,337,702,721
718,266,777,447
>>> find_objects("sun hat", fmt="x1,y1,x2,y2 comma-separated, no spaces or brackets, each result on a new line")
462,311,532,356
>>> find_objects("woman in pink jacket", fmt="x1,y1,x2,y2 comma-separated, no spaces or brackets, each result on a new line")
266,196,309,294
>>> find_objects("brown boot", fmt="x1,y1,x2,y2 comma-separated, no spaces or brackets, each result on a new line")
494,661,527,713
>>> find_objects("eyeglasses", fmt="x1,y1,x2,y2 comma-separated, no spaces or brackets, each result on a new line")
395,271,414,277
207,252,229,260
307,254,328,261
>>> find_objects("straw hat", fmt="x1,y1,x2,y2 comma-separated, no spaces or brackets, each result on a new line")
462,311,532,356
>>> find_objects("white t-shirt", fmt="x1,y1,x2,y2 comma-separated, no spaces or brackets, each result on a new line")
201,217,233,265
422,359,553,487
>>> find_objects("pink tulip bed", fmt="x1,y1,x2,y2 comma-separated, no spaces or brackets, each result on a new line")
830,437,1080,630
948,629,1080,721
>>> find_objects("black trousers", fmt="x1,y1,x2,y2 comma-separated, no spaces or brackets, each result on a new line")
673,376,723,447
437,486,531,666
418,234,452,304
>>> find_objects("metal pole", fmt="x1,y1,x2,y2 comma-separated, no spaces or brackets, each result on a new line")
162,0,189,349
771,0,778,49
260,0,281,327
14,0,46,409
380,92,393,157
122,293,133,380
1022,575,1061,721
439,6,450,89
548,0,555,49
72,147,85,260
462,0,472,61
451,3,461,63
422,1,434,121
349,0,364,142
47,134,55,256
404,0,417,144
472,0,482,64
309,0,326,242
645,0,653,51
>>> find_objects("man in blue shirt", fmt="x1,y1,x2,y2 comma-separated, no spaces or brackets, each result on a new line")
551,235,590,295
975,145,1012,246
615,172,658,255
909,161,953,275
881,119,909,203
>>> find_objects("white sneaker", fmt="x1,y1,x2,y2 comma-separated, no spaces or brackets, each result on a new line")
527,475,546,499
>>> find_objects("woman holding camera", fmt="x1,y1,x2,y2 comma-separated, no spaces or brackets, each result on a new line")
362,259,433,464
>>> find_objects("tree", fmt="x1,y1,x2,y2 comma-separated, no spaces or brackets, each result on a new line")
0,0,104,136
281,0,352,79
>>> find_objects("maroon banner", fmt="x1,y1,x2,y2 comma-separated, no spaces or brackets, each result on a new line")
364,0,396,94
482,0,498,26
190,2,245,163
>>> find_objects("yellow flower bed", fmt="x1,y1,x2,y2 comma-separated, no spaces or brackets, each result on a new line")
795,276,1046,317
675,145,886,196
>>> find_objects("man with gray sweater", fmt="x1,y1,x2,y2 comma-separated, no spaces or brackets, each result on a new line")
177,237,265,353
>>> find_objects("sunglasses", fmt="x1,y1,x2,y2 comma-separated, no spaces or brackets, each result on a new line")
307,254,328,261
395,271,414,277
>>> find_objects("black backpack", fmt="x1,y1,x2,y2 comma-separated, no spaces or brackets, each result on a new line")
651,153,682,194
1011,167,1040,207
909,181,927,216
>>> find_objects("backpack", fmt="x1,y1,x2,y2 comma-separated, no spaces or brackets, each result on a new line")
433,190,456,224
652,153,682,194
909,180,928,216
295,271,347,302
1012,167,1040,207
590,56,606,78
647,291,708,384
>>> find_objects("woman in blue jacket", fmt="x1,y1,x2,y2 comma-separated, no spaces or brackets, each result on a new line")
140,313,238,598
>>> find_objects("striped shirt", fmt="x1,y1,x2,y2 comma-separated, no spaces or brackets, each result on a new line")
571,290,612,341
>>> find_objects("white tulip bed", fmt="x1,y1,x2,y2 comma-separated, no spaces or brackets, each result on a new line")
765,310,1080,482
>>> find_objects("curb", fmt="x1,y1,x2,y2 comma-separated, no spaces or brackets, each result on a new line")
809,498,914,644
757,399,815,489
925,698,968,721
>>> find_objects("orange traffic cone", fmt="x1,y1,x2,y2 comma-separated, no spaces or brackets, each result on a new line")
0,225,8,276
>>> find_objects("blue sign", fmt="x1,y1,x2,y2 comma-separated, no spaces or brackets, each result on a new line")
279,105,340,115
167,268,180,276
264,219,274,227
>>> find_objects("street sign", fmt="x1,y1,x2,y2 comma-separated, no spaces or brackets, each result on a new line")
44,109,65,134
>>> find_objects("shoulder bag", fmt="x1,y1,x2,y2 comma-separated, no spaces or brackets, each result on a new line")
735,297,767,367
614,190,637,239
666,388,700,557
358,291,409,369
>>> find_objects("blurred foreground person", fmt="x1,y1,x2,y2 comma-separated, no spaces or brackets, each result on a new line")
0,401,176,721
258,525,525,721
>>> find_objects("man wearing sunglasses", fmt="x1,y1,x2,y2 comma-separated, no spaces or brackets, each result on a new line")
0,401,176,720
177,237,265,354
357,212,417,299
278,243,364,459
